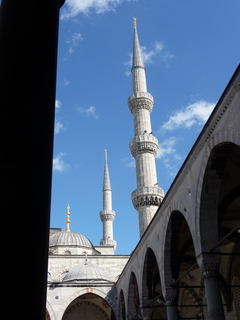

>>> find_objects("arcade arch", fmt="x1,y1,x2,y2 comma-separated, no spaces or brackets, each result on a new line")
163,210,199,319
142,248,166,319
118,290,126,320
62,293,116,320
197,142,240,319
128,272,141,320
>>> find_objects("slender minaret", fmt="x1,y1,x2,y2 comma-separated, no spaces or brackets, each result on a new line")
128,18,164,237
99,150,116,250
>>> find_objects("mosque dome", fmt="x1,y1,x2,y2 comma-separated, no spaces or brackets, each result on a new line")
63,263,110,282
49,230,95,249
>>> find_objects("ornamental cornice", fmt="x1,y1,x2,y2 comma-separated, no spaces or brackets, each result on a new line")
128,92,153,114
130,135,158,157
132,186,164,209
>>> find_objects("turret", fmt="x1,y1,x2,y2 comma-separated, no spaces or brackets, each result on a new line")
128,18,164,237
99,150,116,251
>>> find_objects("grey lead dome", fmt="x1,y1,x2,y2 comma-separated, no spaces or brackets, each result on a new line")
63,263,110,282
49,230,94,249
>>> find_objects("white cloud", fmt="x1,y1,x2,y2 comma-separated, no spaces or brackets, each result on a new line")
157,137,183,178
66,32,83,56
55,99,61,111
157,136,177,159
53,153,70,172
125,41,174,76
54,120,64,134
121,156,135,168
141,41,164,64
64,78,70,86
54,100,65,134
161,101,215,131
77,106,98,119
61,0,128,19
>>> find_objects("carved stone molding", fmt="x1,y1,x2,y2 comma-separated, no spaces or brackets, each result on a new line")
99,209,116,222
128,92,153,114
132,187,164,209
132,195,162,209
130,139,158,157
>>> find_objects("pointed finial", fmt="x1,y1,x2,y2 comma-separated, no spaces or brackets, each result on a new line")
65,204,71,231
104,149,107,161
133,17,137,28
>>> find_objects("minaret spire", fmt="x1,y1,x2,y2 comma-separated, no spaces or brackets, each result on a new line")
100,150,116,251
65,204,71,231
128,19,164,237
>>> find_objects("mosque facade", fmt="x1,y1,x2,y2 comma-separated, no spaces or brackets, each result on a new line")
46,20,240,320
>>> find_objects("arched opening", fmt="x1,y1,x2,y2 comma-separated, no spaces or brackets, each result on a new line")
118,290,126,320
128,272,141,320
164,210,200,319
62,293,116,320
199,142,240,318
142,248,166,319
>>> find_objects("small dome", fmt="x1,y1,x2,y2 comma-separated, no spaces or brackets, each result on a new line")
49,230,94,249
63,263,110,282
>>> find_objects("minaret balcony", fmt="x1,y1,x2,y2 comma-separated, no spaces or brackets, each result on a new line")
131,186,164,210
99,209,116,222
128,92,154,114
130,135,158,157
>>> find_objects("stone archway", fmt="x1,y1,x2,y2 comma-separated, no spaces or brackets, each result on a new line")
128,272,141,320
163,209,199,319
118,290,126,320
142,248,166,319
62,293,116,320
197,142,240,319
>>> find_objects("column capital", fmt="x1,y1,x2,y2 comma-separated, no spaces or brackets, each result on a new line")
197,252,221,276
162,286,179,304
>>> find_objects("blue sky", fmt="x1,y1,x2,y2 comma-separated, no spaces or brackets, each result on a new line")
51,0,240,254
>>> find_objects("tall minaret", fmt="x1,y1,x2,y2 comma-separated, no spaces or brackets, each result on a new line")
99,150,116,250
128,18,164,237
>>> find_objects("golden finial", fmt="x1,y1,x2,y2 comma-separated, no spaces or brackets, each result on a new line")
65,204,71,231
133,17,137,28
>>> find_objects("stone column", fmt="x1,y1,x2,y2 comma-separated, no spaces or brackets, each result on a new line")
166,301,179,320
163,287,179,320
202,259,225,320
